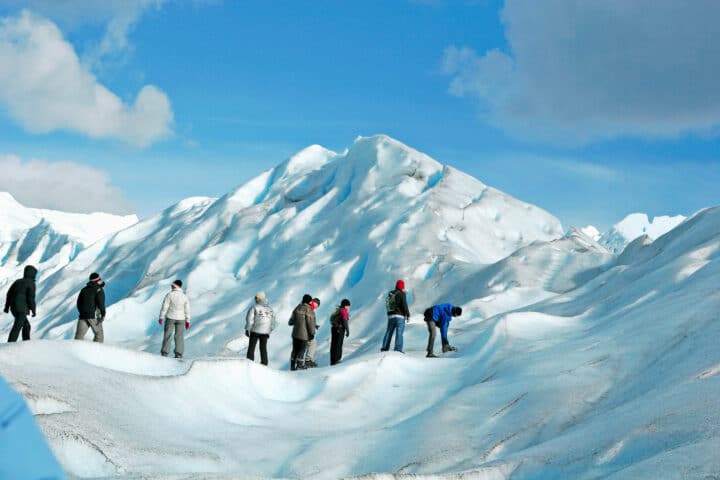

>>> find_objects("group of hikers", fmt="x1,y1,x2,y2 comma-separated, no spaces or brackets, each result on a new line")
3,266,463,368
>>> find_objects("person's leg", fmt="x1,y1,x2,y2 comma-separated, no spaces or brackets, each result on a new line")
74,319,90,340
160,320,173,356
247,332,258,361
7,314,27,342
258,334,269,365
296,339,308,368
88,318,104,343
381,317,396,351
21,318,31,341
338,329,345,363
174,320,184,358
394,317,405,352
426,320,437,356
305,338,317,366
330,329,340,365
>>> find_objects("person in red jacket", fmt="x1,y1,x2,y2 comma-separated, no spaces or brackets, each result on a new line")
330,299,351,365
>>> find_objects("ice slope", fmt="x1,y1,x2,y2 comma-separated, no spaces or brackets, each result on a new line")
599,213,686,253
18,135,564,361
0,207,718,479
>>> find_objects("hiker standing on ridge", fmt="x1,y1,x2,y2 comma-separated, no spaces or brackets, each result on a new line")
245,291,276,366
330,299,351,365
303,297,321,368
4,265,37,342
289,294,316,370
381,280,410,353
74,272,106,343
158,280,191,358
424,304,462,358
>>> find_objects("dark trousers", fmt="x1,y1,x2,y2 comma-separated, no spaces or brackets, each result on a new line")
291,338,308,369
330,327,345,365
247,332,269,365
426,320,437,355
7,314,30,342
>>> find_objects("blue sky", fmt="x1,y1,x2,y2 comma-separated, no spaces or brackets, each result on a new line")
0,0,718,230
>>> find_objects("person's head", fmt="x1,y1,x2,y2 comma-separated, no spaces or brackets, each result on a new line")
255,291,266,303
302,294,313,305
451,306,462,317
340,298,351,310
172,279,183,289
395,279,405,291
312,297,321,310
89,272,102,285
23,265,37,280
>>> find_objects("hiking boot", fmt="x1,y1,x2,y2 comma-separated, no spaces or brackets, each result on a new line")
290,360,297,371
296,363,307,370
426,353,438,358
305,360,318,368
175,353,183,359
442,344,457,353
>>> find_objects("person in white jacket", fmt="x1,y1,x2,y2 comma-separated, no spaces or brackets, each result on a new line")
245,291,276,365
158,280,191,358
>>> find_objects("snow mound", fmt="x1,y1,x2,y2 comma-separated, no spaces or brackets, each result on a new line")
599,212,686,253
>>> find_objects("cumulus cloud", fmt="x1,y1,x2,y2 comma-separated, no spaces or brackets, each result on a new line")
0,10,173,146
0,154,134,214
443,0,720,143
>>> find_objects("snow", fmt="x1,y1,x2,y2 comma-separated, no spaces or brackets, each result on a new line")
0,135,719,479
599,212,686,253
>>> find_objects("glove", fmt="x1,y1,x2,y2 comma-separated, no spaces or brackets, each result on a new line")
31,311,36,318
158,318,163,325
308,335,315,341
405,316,409,323
3,307,8,314
345,329,350,338
185,321,190,330
98,317,105,323
245,330,250,337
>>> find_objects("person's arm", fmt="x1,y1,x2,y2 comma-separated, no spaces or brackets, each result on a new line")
341,308,350,336
306,311,316,339
245,306,255,332
400,291,411,318
270,307,277,332
160,293,170,318
96,288,106,319
27,282,36,316
184,295,191,322
4,283,13,313
440,318,450,342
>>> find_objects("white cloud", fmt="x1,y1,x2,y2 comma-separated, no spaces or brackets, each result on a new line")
443,0,720,143
0,0,168,61
0,154,134,214
0,10,173,146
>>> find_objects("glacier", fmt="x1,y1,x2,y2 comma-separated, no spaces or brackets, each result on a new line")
0,135,718,479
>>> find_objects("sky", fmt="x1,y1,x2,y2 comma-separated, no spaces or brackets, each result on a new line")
0,0,718,230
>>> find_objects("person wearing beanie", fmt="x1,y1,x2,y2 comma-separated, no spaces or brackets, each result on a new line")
4,265,38,342
424,304,462,357
158,279,191,358
381,279,411,353
330,299,351,365
74,272,107,342
288,294,317,370
245,291,276,365
303,297,321,368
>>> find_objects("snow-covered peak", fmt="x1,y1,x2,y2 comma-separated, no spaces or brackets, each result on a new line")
599,212,686,253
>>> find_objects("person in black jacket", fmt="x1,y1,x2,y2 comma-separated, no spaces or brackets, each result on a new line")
4,265,37,342
74,272,106,343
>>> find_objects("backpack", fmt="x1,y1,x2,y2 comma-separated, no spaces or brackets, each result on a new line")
386,290,400,314
329,309,342,328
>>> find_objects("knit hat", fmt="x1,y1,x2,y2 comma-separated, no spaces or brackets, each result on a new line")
302,294,313,304
340,298,351,308
89,272,102,284
396,279,405,290
255,291,266,302
452,306,462,316
173,279,183,288
313,297,321,307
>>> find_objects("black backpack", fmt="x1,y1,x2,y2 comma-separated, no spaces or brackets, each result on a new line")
330,309,342,328
386,290,400,314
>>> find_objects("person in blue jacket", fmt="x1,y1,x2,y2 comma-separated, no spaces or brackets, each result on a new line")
0,375,64,479
423,304,462,358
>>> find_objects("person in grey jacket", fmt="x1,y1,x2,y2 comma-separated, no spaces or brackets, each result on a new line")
289,294,316,371
158,280,191,358
245,291,276,365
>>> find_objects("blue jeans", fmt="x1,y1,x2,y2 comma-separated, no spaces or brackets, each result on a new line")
381,315,405,352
